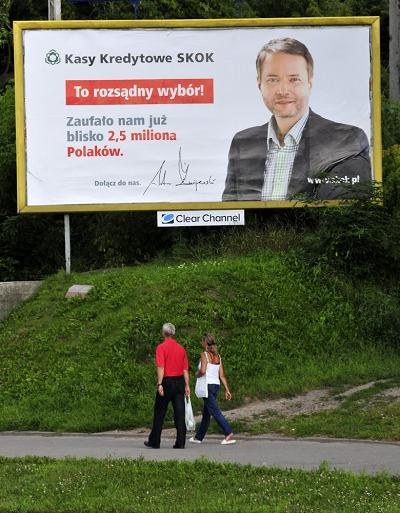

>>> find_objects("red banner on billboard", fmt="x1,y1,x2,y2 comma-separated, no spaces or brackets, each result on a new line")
66,79,214,105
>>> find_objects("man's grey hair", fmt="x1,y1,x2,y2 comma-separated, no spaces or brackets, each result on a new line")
256,38,314,80
162,322,176,336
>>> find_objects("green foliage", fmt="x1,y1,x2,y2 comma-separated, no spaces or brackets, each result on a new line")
381,99,400,149
354,284,400,350
59,0,257,20
0,457,399,512
70,212,172,271
0,82,16,214
248,0,388,20
299,187,400,279
137,0,253,19
305,0,352,17
383,145,400,212
0,214,65,280
0,0,11,52
155,216,304,264
0,0,12,84
0,253,400,432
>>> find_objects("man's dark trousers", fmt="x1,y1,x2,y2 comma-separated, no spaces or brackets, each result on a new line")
148,376,186,448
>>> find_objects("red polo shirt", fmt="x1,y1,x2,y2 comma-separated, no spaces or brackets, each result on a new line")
155,337,189,377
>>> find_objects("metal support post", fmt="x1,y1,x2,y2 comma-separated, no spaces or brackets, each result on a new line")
48,0,62,20
64,214,71,275
49,0,70,274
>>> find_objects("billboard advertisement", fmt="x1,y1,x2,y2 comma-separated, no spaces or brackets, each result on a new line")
13,18,381,213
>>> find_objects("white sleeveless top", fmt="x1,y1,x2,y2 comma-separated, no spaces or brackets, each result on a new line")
203,351,221,385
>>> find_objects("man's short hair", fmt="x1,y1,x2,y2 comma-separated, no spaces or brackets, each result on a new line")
256,38,314,80
162,322,176,336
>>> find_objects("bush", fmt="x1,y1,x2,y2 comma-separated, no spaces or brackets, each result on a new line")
70,212,174,271
0,214,65,280
381,98,400,148
383,144,400,212
300,185,400,280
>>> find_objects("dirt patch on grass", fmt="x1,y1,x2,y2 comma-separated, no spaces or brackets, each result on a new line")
101,380,400,436
224,381,396,421
224,389,338,420
381,388,400,399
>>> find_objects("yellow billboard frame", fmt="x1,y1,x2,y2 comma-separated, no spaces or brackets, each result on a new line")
14,16,381,213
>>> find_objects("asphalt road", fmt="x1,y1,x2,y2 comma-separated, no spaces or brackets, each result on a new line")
0,432,399,474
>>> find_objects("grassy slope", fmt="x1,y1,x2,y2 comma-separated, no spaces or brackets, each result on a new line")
0,250,399,432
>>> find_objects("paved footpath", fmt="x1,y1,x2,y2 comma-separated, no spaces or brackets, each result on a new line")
0,432,399,475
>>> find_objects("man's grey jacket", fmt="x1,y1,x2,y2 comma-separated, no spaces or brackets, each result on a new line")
222,110,371,201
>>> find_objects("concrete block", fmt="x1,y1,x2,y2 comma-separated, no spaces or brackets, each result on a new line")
0,281,43,320
65,284,94,298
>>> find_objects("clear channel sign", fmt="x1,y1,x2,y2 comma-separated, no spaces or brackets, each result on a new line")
157,210,245,227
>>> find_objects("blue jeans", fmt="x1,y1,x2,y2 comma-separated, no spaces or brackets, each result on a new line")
195,384,233,441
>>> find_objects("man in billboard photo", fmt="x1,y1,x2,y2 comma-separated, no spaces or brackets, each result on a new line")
222,37,371,201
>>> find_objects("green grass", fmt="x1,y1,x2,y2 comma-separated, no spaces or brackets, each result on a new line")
234,379,400,441
0,250,400,432
0,457,399,512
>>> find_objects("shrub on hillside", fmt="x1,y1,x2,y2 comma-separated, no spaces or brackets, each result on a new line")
381,98,400,149
355,285,400,350
300,185,400,280
70,212,174,271
383,144,400,212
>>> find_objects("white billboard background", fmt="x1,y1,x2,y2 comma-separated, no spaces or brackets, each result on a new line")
22,25,372,207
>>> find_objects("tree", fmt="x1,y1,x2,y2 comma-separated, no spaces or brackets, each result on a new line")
0,82,16,215
0,0,12,86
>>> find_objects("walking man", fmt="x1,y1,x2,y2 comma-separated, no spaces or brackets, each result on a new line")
145,323,190,449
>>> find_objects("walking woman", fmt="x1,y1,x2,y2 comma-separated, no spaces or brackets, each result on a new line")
190,334,236,445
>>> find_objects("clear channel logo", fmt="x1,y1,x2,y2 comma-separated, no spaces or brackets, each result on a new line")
161,213,175,225
45,50,61,65
158,210,245,227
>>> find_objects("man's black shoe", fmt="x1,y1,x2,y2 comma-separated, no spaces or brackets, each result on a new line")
173,445,185,449
144,441,159,449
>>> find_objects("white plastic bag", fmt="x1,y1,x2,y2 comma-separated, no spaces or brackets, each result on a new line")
185,396,196,431
195,375,208,398
195,352,209,398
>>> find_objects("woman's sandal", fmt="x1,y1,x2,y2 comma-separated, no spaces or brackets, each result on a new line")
221,438,236,445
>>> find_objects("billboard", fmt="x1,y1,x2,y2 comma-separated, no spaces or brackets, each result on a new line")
13,18,381,213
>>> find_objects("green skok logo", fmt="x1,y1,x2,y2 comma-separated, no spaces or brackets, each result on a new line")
45,50,61,65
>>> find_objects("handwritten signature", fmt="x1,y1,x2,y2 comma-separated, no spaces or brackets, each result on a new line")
143,147,216,195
